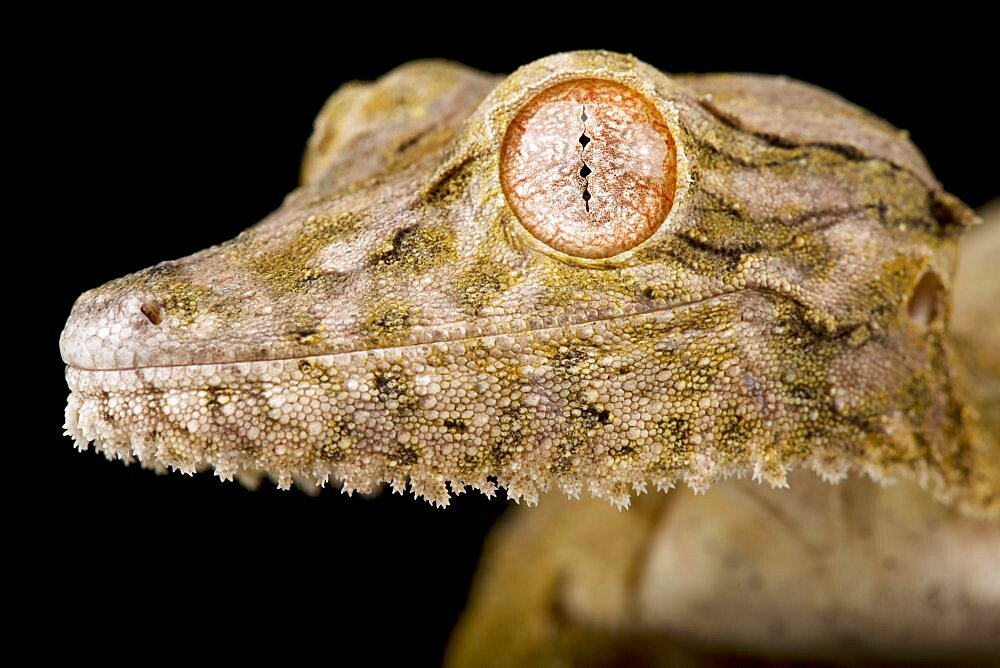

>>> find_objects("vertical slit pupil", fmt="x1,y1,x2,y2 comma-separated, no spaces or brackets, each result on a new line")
580,107,592,212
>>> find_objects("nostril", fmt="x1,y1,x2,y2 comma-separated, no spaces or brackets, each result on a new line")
140,302,164,326
907,270,944,328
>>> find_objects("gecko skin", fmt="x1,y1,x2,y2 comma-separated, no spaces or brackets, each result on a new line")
60,51,997,515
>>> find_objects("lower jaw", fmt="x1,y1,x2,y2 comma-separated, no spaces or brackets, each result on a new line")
63,299,800,507
63,295,996,516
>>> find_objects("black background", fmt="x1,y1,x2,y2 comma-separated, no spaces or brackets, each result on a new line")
23,14,995,666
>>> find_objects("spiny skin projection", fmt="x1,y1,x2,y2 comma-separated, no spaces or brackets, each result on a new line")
500,79,677,259
61,51,997,515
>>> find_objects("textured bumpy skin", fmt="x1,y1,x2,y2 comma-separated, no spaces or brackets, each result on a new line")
61,51,996,515
448,213,1000,664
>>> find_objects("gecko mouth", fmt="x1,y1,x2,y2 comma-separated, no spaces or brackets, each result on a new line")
63,290,769,507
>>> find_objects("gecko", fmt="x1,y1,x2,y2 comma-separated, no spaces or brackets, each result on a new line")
60,50,997,523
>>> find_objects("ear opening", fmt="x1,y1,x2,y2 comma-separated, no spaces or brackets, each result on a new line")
907,270,945,329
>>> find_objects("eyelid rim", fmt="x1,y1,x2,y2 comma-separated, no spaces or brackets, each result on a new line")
482,53,694,268
498,77,677,260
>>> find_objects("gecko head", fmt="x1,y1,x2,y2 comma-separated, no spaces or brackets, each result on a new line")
61,51,996,514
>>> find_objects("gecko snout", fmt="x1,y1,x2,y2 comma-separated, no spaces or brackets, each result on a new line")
60,282,168,371
58,256,237,372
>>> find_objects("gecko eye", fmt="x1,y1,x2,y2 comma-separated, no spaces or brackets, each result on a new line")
500,79,677,259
